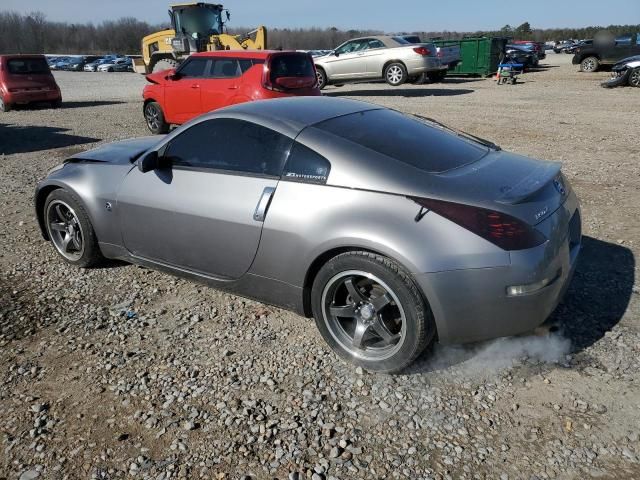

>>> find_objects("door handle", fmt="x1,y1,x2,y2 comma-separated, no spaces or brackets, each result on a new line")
253,187,276,222
228,85,239,90
191,84,200,89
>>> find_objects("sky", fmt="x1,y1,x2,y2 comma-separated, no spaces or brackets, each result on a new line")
1,0,639,31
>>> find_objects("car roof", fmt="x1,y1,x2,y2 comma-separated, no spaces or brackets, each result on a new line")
342,35,403,47
0,54,47,60
191,50,304,59
197,97,382,137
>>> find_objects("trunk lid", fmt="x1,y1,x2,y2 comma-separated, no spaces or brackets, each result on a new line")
436,150,567,225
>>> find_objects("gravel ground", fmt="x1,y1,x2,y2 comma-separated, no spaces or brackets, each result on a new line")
1,53,639,480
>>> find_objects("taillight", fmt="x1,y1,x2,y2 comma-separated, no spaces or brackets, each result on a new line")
409,197,546,251
413,47,432,56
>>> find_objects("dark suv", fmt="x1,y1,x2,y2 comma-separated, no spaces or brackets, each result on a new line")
573,33,640,72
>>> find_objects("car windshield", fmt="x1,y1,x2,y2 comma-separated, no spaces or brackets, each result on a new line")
314,109,490,174
7,58,50,74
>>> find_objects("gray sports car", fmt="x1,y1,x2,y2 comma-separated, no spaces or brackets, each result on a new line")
35,97,581,373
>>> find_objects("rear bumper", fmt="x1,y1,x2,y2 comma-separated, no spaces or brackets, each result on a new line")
405,57,446,74
4,90,60,104
414,193,581,344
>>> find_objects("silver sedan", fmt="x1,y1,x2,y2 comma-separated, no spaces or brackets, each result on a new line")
35,97,581,373
314,35,446,89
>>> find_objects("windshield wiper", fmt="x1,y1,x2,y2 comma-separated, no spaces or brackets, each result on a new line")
415,115,501,151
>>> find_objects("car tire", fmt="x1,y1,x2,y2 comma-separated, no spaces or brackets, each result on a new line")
426,70,446,83
315,67,327,90
580,56,599,72
629,68,640,87
51,99,62,109
152,58,180,73
108,67,114,72
144,101,170,135
311,251,435,373
0,95,11,112
384,62,408,86
44,189,104,268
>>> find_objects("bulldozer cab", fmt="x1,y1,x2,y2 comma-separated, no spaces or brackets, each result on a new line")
169,3,226,55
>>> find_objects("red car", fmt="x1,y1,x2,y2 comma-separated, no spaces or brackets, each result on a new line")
142,50,320,134
0,55,62,112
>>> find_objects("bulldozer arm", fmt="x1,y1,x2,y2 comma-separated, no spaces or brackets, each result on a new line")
214,26,267,50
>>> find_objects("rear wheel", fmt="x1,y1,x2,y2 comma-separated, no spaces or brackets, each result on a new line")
311,251,435,373
629,68,640,87
580,56,599,72
384,62,408,86
51,98,62,109
0,95,10,112
315,67,327,90
152,58,180,73
144,101,170,134
44,189,104,268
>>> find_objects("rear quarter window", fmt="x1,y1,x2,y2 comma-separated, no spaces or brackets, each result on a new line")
283,142,331,184
314,109,488,174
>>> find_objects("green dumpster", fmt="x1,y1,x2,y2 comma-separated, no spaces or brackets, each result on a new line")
432,37,508,76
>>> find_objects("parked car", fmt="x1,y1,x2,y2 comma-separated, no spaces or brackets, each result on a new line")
50,57,72,70
64,56,102,71
314,35,447,89
601,55,640,88
84,58,110,72
573,33,640,72
35,96,581,373
564,40,592,55
142,50,319,134
397,34,461,81
0,55,62,112
98,58,132,72
553,41,575,53
505,45,538,68
512,41,546,60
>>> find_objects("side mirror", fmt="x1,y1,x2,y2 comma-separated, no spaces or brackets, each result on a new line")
138,151,160,173
333,50,339,57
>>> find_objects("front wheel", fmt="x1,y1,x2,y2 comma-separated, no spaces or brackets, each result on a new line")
144,101,170,134
629,68,640,87
580,56,599,72
384,62,408,86
311,251,435,373
44,189,104,268
315,67,327,90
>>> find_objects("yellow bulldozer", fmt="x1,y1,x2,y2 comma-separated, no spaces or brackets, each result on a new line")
133,2,267,74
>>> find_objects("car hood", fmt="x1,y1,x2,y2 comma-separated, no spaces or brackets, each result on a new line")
67,136,163,165
613,55,640,70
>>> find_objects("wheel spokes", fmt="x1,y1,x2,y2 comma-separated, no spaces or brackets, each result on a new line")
344,277,367,304
61,234,73,252
371,317,400,346
370,293,391,312
50,221,66,232
352,321,369,349
329,304,357,318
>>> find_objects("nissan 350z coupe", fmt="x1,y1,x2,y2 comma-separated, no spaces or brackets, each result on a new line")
35,97,581,372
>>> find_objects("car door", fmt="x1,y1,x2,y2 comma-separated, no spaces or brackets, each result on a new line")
361,39,388,77
116,118,292,280
163,57,209,124
323,39,370,80
200,58,242,113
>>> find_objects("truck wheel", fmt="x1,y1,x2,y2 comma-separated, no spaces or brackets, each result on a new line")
580,56,599,72
152,58,180,73
629,68,640,87
385,62,408,86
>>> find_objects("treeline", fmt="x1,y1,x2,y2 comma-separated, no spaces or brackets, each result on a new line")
1,10,638,55
0,11,164,54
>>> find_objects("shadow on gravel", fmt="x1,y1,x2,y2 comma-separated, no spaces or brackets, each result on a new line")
60,100,125,109
326,88,474,98
551,235,635,350
405,235,635,375
0,123,100,155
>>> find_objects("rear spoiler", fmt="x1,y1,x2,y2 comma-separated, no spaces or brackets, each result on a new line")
497,162,562,204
